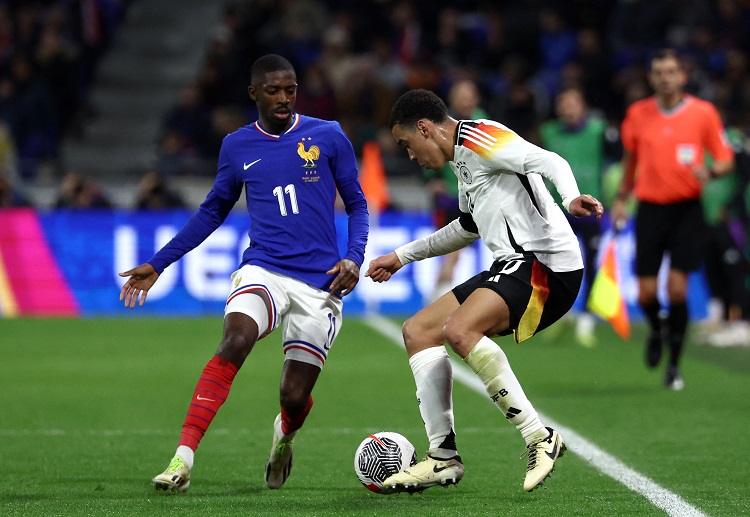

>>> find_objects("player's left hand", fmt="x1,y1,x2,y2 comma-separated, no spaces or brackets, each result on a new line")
365,252,403,282
327,258,360,297
568,194,604,219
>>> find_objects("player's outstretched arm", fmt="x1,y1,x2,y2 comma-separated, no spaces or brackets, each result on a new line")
119,263,159,309
365,252,403,283
568,194,604,219
327,258,360,297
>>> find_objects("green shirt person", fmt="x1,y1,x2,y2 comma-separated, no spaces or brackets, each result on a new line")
539,87,606,346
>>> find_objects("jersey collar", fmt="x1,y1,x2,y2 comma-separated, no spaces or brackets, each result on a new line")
253,113,300,139
655,95,691,116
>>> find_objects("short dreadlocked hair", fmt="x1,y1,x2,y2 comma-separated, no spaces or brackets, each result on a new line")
389,89,449,129
250,54,296,85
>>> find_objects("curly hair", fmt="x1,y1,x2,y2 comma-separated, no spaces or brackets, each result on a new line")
250,54,296,85
389,89,449,129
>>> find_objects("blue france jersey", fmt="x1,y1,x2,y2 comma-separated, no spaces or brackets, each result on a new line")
149,114,369,292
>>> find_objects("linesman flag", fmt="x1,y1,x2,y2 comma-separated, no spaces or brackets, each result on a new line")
587,239,630,340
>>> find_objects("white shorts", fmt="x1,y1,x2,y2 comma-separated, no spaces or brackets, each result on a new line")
225,265,343,369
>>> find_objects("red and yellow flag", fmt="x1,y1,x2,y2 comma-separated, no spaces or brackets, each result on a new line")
587,240,630,340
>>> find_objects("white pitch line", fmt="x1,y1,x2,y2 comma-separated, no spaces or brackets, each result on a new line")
363,315,706,517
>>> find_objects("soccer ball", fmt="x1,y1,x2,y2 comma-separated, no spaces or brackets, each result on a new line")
354,431,417,493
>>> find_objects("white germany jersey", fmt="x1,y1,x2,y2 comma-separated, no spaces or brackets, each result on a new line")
453,119,583,272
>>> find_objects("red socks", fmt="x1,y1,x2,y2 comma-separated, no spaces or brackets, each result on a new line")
280,395,313,435
179,356,238,450
178,356,314,448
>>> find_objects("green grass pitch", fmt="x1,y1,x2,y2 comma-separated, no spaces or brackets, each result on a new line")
1,316,749,516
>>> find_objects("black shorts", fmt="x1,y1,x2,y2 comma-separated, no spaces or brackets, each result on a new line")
635,199,704,276
452,257,583,343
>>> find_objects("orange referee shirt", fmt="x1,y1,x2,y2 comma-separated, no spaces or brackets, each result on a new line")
621,94,734,204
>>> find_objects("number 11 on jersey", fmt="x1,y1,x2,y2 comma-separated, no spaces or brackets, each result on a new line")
273,184,299,216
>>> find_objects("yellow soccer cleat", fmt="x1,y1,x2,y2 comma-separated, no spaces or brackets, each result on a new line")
380,451,464,494
522,427,566,492
152,455,190,493
265,413,296,489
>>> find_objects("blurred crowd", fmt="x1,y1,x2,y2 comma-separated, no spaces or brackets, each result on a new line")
0,0,748,211
1,0,750,209
0,0,130,187
0,0,749,216
148,0,750,174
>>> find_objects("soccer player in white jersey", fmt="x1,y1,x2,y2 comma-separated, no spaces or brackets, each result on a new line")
119,55,368,492
366,89,602,493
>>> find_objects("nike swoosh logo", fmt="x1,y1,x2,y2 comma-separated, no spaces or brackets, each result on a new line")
433,465,450,473
196,395,215,402
244,159,261,170
545,439,559,460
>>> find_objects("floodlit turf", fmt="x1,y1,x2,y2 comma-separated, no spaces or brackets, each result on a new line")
1,316,749,516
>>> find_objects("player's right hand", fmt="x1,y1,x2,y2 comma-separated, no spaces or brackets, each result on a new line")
119,263,159,309
365,252,403,283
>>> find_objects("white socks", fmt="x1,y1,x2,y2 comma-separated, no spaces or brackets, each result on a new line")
464,336,546,444
176,445,195,469
409,347,455,450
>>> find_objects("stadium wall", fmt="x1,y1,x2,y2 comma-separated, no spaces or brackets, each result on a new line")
0,208,709,319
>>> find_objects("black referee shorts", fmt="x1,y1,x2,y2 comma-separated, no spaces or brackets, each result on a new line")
635,199,705,276
452,257,583,343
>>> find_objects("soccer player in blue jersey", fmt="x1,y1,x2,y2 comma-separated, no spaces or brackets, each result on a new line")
119,54,369,492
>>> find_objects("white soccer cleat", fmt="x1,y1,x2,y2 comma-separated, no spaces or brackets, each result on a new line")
664,366,685,391
265,413,296,489
522,427,566,492
380,451,464,494
152,455,190,493
575,313,597,348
